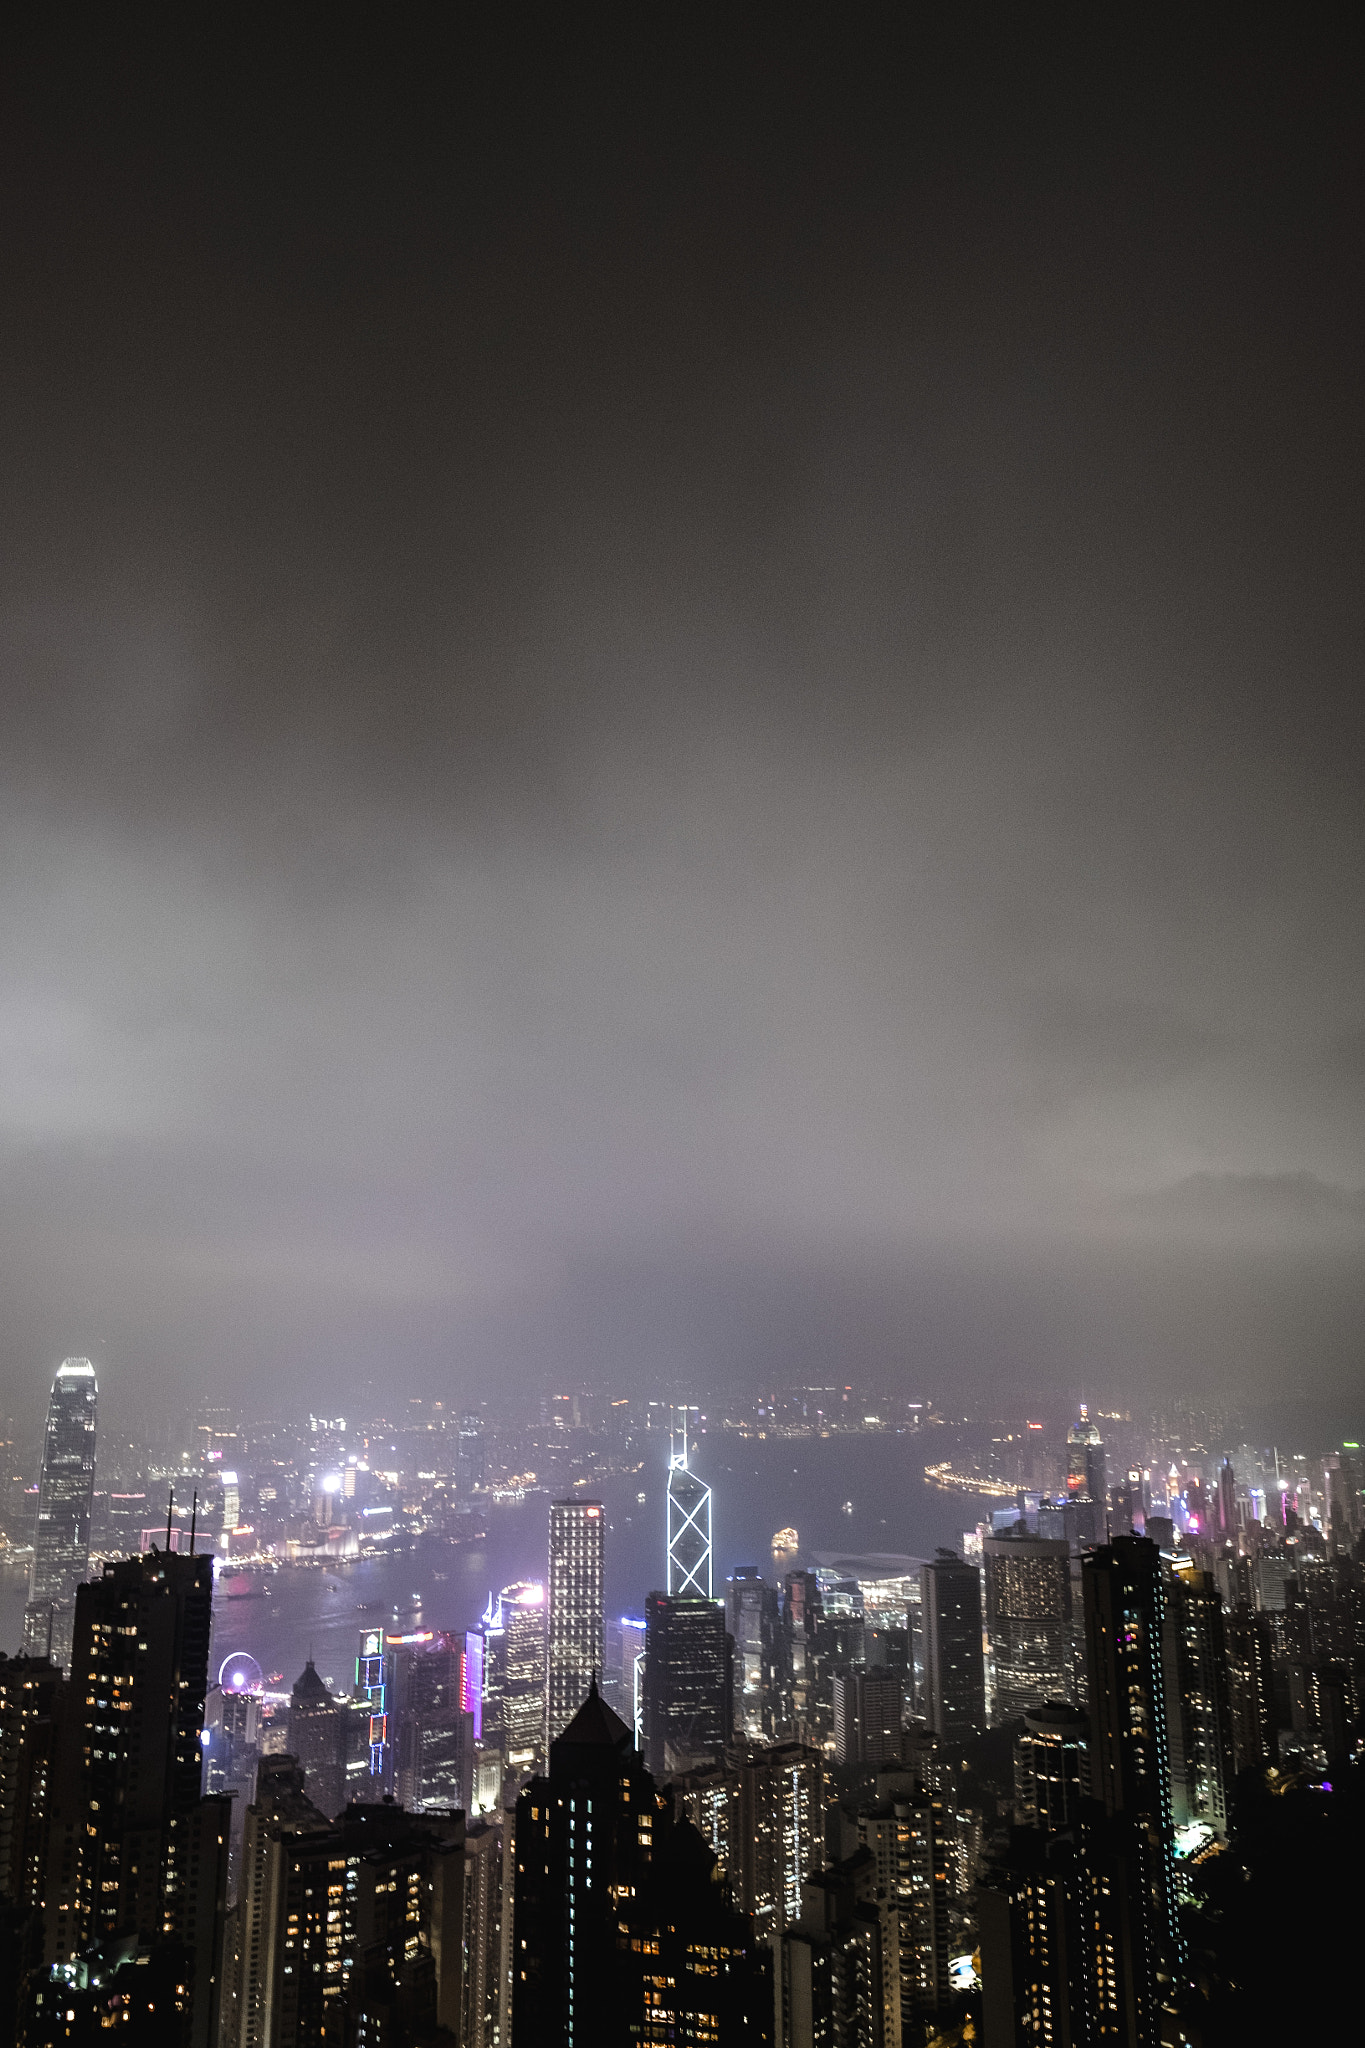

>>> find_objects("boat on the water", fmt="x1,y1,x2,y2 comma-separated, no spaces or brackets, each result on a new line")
771,1526,799,1558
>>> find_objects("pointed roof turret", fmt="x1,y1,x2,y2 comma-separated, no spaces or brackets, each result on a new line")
553,1674,634,1752
290,1657,334,1708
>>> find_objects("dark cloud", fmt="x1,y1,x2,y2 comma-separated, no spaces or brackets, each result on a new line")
0,15,1361,1425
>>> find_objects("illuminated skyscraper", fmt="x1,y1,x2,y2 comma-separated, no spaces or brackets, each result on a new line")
356,1626,392,1794
641,1590,729,1777
666,1411,713,1599
1162,1563,1233,1839
983,1530,1072,1721
1215,1457,1238,1540
23,1357,98,1670
727,1566,780,1738
457,1411,487,1493
390,1630,475,1813
832,1665,903,1768
1081,1535,1183,2045
1065,1404,1106,1506
546,1499,605,1744
468,1582,547,1768
499,1581,547,1766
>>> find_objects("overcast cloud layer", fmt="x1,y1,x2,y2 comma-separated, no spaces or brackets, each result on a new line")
0,16,1361,1427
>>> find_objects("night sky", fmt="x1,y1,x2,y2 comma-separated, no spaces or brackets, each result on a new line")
0,15,1361,1425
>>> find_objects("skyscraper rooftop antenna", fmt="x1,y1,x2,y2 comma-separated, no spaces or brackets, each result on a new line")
189,1490,198,1556
166,1486,174,1553
669,1403,689,1471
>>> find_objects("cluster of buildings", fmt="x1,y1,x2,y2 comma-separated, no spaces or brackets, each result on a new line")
1,1365,1362,2044
0,1380,935,1605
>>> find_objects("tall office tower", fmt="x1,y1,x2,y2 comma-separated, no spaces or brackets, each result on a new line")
512,1685,766,2047
1013,1701,1088,1832
458,1411,487,1493
0,1652,61,1903
34,1546,229,2048
355,1625,392,1794
219,1466,241,1543
728,1566,781,1738
498,1581,547,1767
1213,1546,1253,1611
921,1551,985,1737
460,1815,507,2048
1081,1535,1183,2048
204,1681,262,1806
776,1846,901,2048
983,1531,1073,1721
466,1593,507,1751
467,1581,549,1772
731,1741,827,1940
546,1499,605,1744
867,1625,911,1693
783,1570,824,1731
641,1590,730,1778
23,1358,98,1670
390,1631,476,1813
1216,1458,1238,1540
603,1610,647,1726
1224,1602,1273,1774
286,1658,347,1818
234,1794,465,2045
204,1679,262,1896
1065,1404,1107,1506
819,1604,868,1719
857,1780,951,2030
667,1414,714,1599
1161,1564,1233,1839
1323,1443,1364,1548
833,1667,904,1768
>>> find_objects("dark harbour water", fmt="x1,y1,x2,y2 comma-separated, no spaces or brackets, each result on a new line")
2,1434,992,1697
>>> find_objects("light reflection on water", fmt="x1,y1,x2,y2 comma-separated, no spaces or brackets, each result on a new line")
3,1434,989,1691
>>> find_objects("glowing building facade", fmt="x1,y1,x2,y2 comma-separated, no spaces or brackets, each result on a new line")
546,1499,605,1744
24,1358,98,1671
666,1415,713,1600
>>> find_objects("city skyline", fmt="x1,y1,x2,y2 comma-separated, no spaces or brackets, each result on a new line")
0,1361,1358,2037
0,14,1359,2037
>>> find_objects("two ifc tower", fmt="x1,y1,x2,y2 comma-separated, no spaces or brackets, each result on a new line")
23,1357,99,1670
